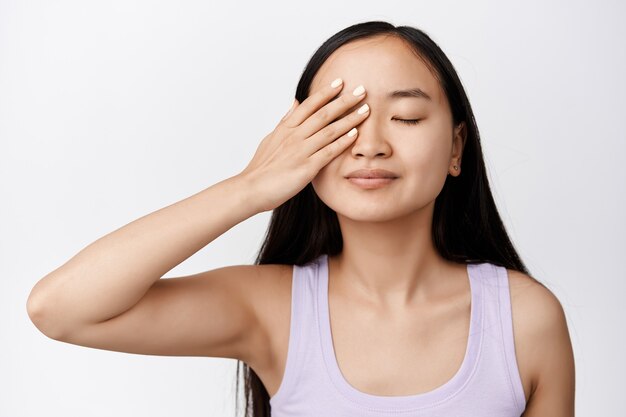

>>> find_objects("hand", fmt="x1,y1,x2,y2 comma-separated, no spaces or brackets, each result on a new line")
238,79,370,212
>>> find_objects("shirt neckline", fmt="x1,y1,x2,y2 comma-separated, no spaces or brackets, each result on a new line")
317,253,485,410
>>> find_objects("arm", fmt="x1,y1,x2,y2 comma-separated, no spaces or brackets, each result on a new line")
520,283,576,416
26,174,261,339
26,79,370,359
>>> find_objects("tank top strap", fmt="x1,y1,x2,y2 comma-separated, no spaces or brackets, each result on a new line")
269,257,321,406
472,262,527,411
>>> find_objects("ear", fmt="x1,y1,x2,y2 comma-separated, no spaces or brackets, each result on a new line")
449,121,467,177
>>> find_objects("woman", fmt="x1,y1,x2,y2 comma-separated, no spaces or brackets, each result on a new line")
26,20,575,417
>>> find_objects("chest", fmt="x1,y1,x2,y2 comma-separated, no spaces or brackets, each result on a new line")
250,271,534,405
320,296,475,396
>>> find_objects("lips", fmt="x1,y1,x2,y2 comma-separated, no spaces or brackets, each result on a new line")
345,168,399,179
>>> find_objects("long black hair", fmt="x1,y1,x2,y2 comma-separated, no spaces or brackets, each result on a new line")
233,19,540,417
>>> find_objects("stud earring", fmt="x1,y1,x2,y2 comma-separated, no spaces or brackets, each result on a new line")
453,165,458,170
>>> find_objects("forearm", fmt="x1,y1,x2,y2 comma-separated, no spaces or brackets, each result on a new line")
27,174,260,333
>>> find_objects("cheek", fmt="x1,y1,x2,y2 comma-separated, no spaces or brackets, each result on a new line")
311,158,351,209
406,122,453,168
398,138,452,195
399,139,448,171
311,161,335,196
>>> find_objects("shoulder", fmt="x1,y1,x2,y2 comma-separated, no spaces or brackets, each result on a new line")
506,268,564,318
506,268,576,415
506,268,570,342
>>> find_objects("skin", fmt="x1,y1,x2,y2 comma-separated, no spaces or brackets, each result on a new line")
309,34,468,309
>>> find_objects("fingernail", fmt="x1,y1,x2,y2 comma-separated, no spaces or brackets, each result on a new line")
331,78,343,88
352,85,365,96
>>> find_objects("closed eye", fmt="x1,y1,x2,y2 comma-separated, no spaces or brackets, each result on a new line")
393,118,421,125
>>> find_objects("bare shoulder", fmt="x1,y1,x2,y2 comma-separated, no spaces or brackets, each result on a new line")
506,269,576,414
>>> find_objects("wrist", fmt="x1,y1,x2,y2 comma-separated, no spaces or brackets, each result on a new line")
228,172,268,215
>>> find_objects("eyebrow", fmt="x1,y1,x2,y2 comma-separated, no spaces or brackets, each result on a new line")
329,87,433,103
387,87,432,101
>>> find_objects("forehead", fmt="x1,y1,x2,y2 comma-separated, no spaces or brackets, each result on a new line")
310,35,443,105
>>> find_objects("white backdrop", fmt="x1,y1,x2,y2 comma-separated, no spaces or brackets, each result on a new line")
1,0,624,416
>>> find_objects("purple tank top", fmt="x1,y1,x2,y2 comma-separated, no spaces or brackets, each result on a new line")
269,253,527,416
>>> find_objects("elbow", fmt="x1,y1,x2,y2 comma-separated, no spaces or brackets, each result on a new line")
26,291,67,341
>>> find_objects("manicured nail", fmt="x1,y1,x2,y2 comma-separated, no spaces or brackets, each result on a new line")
352,85,365,96
357,103,369,114
331,78,343,88
347,127,358,137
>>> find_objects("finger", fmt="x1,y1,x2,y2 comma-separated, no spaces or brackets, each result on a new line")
280,98,298,122
297,83,366,140
284,77,345,128
303,100,369,157
309,127,359,169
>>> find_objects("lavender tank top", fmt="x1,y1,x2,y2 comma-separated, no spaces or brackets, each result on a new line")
269,253,527,416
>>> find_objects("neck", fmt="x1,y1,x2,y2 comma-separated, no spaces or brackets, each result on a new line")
329,201,458,308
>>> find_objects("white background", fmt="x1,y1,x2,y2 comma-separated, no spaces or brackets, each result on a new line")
2,0,624,416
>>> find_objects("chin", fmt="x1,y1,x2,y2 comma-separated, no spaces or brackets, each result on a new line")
317,193,410,223
340,210,405,223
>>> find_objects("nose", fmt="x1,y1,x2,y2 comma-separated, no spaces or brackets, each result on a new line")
349,111,392,159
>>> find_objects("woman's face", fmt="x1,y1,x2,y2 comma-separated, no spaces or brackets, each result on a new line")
310,35,465,222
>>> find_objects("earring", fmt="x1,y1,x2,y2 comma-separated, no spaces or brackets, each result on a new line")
453,165,458,170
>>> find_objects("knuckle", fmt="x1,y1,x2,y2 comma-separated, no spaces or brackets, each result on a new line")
323,123,338,138
304,160,317,176
273,125,287,140
341,93,354,105
279,123,296,137
316,107,330,121
280,118,296,129
320,144,335,160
